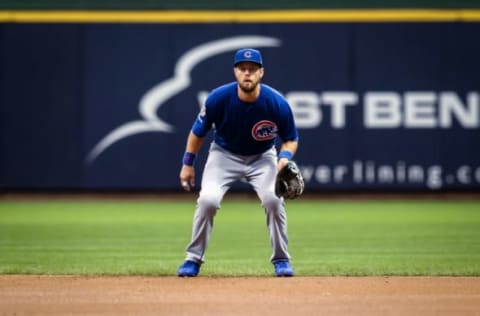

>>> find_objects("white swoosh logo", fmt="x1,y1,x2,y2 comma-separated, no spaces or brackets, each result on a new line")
86,35,281,163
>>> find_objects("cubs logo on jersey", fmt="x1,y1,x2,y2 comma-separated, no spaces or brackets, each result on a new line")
251,120,278,141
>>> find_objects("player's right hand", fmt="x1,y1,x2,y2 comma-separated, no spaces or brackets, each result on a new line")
180,165,195,192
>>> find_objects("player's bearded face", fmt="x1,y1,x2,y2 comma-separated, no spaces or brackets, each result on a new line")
234,62,264,93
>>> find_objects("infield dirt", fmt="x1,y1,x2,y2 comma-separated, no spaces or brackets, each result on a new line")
0,275,479,315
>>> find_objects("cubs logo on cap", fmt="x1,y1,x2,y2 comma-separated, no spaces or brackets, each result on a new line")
234,48,263,67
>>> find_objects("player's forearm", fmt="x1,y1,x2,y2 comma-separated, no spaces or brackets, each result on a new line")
280,140,298,157
185,131,205,154
277,140,298,171
181,131,205,168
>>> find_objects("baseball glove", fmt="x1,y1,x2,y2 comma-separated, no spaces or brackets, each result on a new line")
275,161,304,199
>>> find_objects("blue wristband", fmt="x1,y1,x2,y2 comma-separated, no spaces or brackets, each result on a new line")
278,150,293,160
183,152,196,166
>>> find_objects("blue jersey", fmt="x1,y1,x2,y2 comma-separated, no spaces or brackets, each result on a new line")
192,82,298,156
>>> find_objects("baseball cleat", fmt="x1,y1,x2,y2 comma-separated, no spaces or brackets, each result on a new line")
273,260,294,277
177,260,200,277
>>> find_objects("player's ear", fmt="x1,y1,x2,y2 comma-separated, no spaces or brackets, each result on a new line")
259,67,264,79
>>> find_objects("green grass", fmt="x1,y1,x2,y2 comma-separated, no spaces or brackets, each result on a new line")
0,199,479,276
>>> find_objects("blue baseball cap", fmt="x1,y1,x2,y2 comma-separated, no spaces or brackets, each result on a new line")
234,48,263,67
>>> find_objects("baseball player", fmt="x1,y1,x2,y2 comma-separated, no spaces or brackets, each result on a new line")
177,48,299,277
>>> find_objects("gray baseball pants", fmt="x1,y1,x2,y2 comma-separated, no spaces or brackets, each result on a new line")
184,142,291,264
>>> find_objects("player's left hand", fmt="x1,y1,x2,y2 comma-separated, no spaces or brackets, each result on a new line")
277,157,289,171
275,160,305,199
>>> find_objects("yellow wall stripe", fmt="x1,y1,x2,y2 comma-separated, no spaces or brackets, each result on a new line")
1,10,480,23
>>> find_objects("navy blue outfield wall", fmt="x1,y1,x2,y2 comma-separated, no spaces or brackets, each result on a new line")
1,22,479,192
